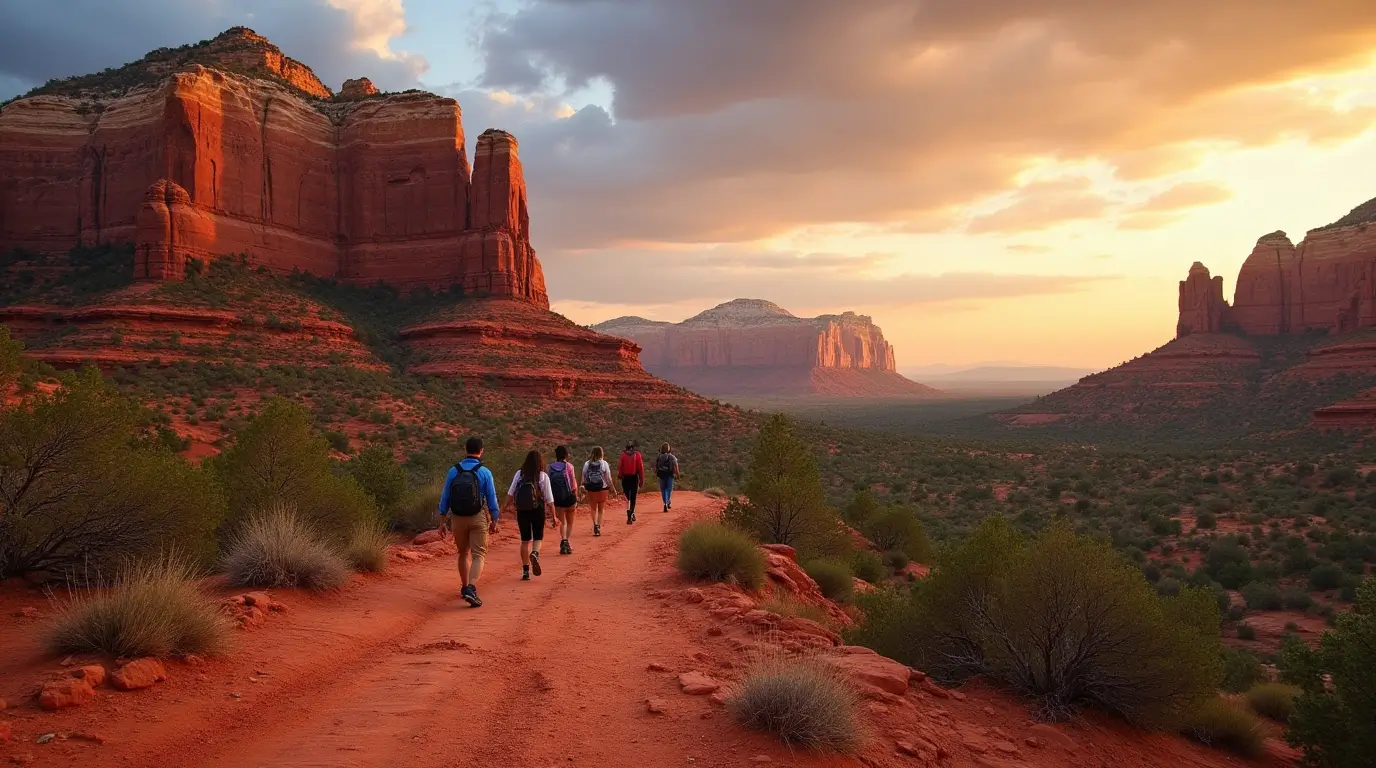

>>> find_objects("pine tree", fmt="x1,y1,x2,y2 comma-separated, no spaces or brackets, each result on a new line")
728,414,836,552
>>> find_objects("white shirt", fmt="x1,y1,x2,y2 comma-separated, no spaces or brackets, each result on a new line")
507,470,554,507
581,460,612,489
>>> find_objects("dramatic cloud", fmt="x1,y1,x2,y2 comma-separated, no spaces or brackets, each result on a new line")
966,177,1111,234
1132,181,1235,213
0,0,425,99
470,0,1376,247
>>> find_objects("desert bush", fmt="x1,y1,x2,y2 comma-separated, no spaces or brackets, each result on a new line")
725,414,841,557
851,550,886,584
44,553,231,658
1181,696,1265,758
0,368,226,578
1309,562,1345,591
676,520,765,589
846,518,1220,726
1281,576,1376,767
344,520,390,573
1282,588,1313,611
1245,683,1300,722
1236,622,1257,640
222,504,350,590
346,444,407,513
398,479,445,532
884,549,909,571
702,486,728,499
862,504,932,563
1241,581,1283,611
1220,647,1265,693
728,657,861,752
0,324,21,388
803,559,854,603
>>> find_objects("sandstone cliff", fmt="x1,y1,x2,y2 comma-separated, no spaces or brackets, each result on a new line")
0,28,548,307
593,299,936,397
1177,196,1376,338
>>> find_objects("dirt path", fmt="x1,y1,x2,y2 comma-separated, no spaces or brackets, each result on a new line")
3,492,807,768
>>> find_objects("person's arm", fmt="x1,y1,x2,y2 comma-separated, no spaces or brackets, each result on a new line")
541,472,555,520
437,466,456,516
638,453,645,485
482,467,501,523
674,455,680,478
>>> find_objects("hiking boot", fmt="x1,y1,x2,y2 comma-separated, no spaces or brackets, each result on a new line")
593,524,601,537
560,539,571,555
627,510,635,524
462,584,482,607
531,552,542,577
521,566,530,581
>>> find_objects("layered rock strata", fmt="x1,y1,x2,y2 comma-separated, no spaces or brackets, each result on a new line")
594,299,935,397
0,28,548,307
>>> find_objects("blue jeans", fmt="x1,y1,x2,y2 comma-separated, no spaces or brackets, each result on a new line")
659,474,674,507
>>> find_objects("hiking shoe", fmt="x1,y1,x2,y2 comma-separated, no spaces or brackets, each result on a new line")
560,540,571,555
531,552,542,577
663,505,669,513
593,525,601,537
462,584,481,607
627,510,635,524
521,568,530,581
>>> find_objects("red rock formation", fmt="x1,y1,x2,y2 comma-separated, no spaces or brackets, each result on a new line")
1179,196,1376,338
0,28,549,307
1176,262,1229,337
339,77,379,100
593,299,935,397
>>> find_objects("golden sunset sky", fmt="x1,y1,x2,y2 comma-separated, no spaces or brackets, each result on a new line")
4,1,1376,370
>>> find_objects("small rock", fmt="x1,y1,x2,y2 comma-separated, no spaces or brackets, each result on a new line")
683,588,706,604
1024,737,1044,749
14,607,40,619
948,689,967,701
58,656,75,667
708,693,728,706
908,667,927,683
820,649,910,695
706,626,723,637
111,658,166,691
992,740,1019,755
238,606,266,628
645,698,668,714
36,733,56,745
182,655,204,667
412,529,443,546
896,741,922,757
678,671,720,695
71,665,106,687
647,662,669,672
39,679,95,710
699,711,713,720
962,737,988,755
242,591,274,608
228,595,247,606
920,678,951,698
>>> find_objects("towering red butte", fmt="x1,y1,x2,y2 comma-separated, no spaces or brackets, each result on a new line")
0,27,548,308
1177,196,1376,338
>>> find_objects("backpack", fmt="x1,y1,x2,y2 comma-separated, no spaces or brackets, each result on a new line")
447,461,484,516
584,461,607,491
619,451,640,478
656,453,674,476
549,462,577,507
514,472,543,513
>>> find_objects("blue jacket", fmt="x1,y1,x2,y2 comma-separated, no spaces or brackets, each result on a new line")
438,457,500,521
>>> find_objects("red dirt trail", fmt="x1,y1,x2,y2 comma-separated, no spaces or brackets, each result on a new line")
1,491,1290,768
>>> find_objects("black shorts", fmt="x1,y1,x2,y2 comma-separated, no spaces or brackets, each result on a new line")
516,510,546,542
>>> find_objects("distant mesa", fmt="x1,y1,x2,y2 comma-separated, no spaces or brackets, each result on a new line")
593,299,939,398
0,27,547,307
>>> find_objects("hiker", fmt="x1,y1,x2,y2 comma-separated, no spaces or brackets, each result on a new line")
548,445,579,555
655,442,680,512
582,446,615,537
619,441,645,524
505,450,555,581
438,436,501,607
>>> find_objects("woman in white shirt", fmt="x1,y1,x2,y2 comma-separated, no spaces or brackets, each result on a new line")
505,450,554,581
581,446,616,538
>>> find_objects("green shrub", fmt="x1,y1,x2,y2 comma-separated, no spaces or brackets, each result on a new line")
1220,648,1264,693
676,521,765,589
344,520,390,573
728,658,861,753
884,549,909,571
803,559,854,603
1245,683,1300,722
1236,622,1257,640
44,553,231,658
1282,576,1376,767
862,504,932,563
346,445,407,512
1181,696,1265,758
1197,511,1218,530
0,324,21,389
1309,563,1345,591
0,368,226,578
1241,581,1283,611
1282,588,1313,611
398,479,445,532
846,518,1220,726
851,550,886,584
729,414,842,557
223,504,350,590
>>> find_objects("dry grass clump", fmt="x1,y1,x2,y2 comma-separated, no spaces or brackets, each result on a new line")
45,553,231,658
223,503,349,590
1245,682,1300,722
728,657,862,753
344,520,391,573
1181,696,1266,758
676,520,765,589
758,596,832,627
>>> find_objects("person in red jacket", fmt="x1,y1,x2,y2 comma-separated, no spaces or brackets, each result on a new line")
618,441,645,524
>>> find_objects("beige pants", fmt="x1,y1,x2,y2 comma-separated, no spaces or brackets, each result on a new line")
448,512,490,582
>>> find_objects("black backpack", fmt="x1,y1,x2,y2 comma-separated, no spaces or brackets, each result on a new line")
656,453,674,476
447,461,484,516
514,473,543,513
549,462,578,507
584,461,607,491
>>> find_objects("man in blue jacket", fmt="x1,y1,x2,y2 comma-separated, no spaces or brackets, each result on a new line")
438,437,501,607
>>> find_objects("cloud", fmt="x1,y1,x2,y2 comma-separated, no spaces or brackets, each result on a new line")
1132,181,1234,213
0,0,425,99
1117,212,1186,231
966,176,1111,234
463,0,1376,249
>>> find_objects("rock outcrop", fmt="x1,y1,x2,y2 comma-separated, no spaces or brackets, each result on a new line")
0,28,549,307
1176,196,1376,338
593,299,937,397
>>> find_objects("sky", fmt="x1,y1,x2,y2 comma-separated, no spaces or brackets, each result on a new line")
4,1,1376,370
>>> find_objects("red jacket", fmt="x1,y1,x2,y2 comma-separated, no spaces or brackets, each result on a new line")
618,451,644,484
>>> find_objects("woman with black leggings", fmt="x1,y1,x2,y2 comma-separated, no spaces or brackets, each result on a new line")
617,441,644,524
505,450,554,580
